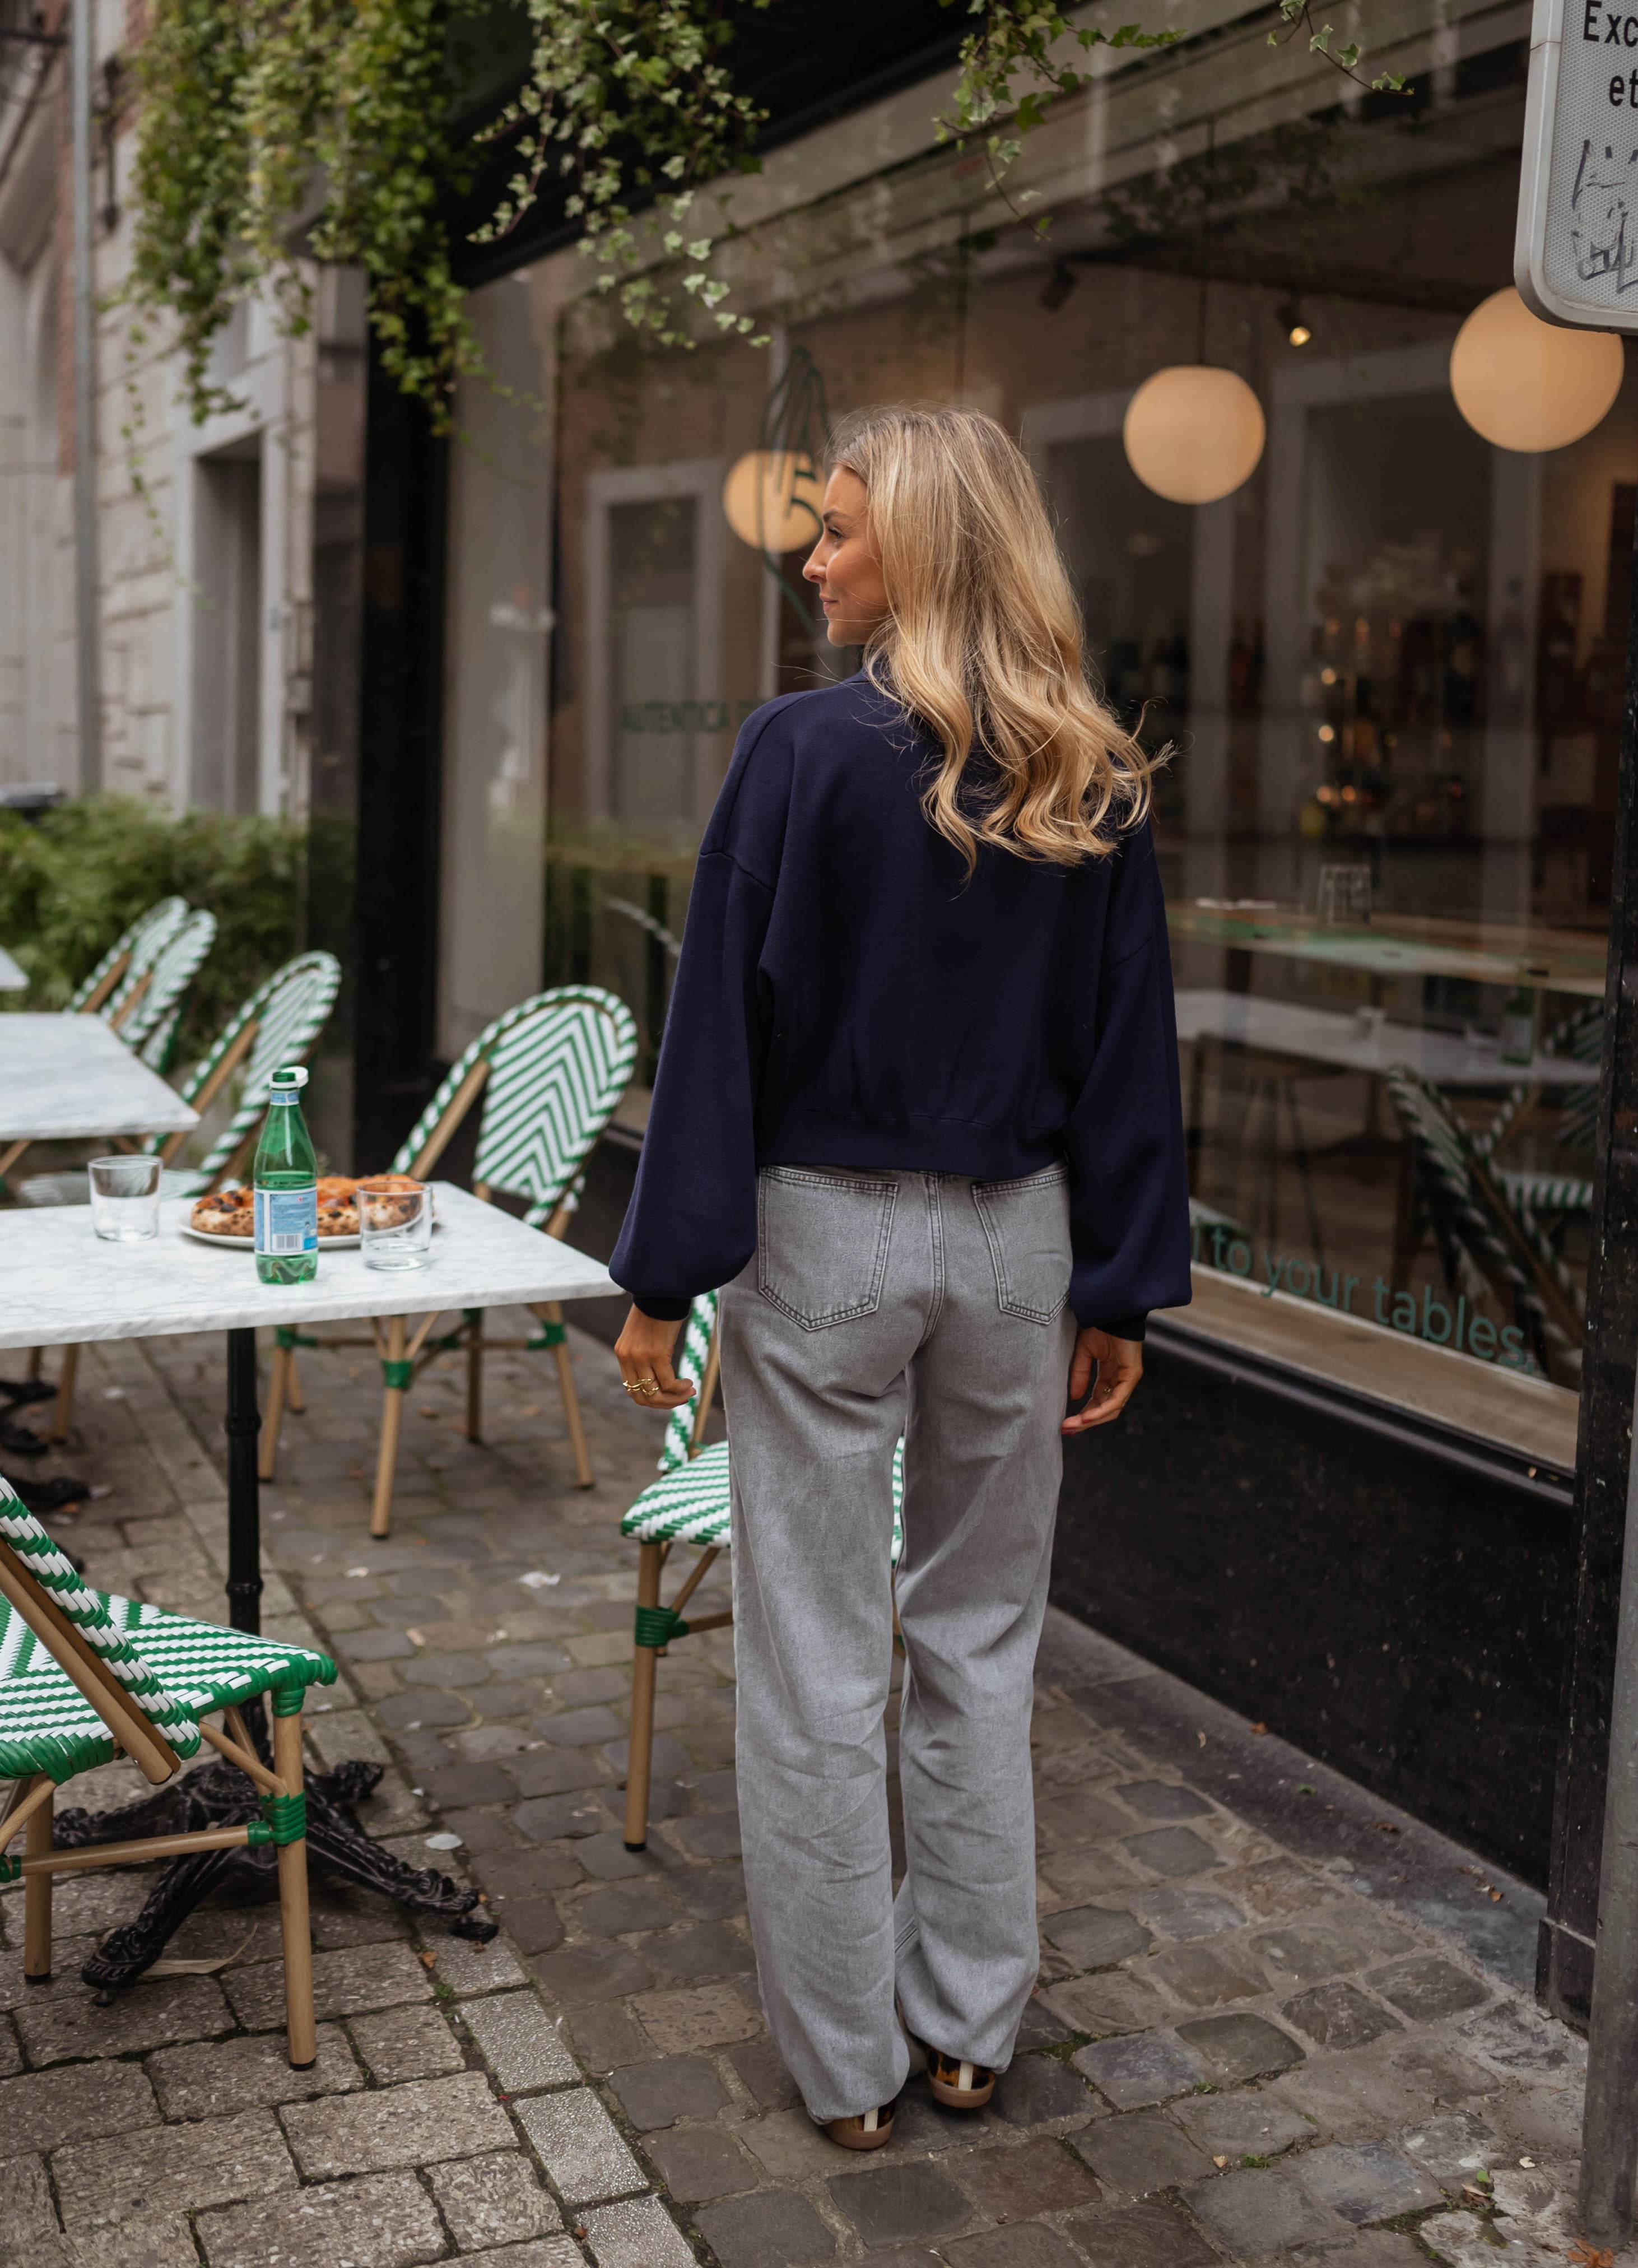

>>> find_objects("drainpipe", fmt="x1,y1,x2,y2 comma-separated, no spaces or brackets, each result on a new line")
71,0,100,791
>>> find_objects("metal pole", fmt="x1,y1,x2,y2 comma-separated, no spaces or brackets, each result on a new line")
70,0,101,791
1579,499,1638,2244
224,1328,263,1634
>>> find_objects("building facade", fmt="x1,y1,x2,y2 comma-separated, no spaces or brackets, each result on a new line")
0,0,327,817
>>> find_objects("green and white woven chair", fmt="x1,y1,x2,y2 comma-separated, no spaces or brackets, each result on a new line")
20,952,342,1445
68,896,188,1017
1386,1065,1584,1384
0,1474,335,2065
113,905,218,1068
263,985,639,1535
618,1293,905,1851
1476,1000,1602,1220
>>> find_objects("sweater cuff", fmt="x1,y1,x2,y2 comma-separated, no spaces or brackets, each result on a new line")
1083,1311,1149,1343
627,1293,693,1323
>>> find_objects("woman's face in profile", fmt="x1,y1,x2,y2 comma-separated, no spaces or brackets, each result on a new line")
803,469,891,646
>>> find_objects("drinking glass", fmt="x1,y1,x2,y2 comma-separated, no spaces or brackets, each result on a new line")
87,1155,162,1242
1317,865,1371,926
359,1178,432,1270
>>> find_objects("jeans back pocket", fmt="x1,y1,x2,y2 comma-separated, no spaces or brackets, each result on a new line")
972,1165,1072,1323
757,1166,897,1330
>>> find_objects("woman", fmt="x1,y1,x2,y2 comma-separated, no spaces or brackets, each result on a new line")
610,405,1190,2151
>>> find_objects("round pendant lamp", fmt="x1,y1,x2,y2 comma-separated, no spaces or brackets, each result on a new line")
723,449,823,553
1450,287,1624,453
1123,365,1266,505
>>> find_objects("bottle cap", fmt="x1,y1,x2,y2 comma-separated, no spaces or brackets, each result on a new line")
269,1066,309,1091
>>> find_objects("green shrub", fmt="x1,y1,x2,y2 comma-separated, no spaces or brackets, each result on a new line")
0,795,305,1062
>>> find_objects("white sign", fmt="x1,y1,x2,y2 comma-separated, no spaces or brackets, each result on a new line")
1518,0,1638,327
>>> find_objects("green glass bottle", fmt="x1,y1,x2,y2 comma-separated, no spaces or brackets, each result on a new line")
254,1066,319,1285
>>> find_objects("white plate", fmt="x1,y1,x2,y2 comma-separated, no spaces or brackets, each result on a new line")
182,1224,361,1251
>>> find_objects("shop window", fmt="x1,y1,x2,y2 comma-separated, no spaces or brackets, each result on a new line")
455,0,1633,1472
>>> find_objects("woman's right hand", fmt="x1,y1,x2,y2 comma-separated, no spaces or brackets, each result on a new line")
1062,1327,1143,1434
614,1306,696,1410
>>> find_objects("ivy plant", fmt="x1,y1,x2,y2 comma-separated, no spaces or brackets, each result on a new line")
122,0,1410,429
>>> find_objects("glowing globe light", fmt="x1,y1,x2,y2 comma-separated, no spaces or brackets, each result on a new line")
1123,366,1267,505
1449,287,1624,453
722,450,824,552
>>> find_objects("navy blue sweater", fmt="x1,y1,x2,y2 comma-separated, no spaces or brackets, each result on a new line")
610,674,1192,1338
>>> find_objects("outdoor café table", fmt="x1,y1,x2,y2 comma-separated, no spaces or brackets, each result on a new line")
0,945,24,991
1172,988,1602,1090
0,1181,618,1978
1167,902,1608,1000
0,1011,199,1179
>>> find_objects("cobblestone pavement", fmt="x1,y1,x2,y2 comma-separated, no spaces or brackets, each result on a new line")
0,1312,1618,2267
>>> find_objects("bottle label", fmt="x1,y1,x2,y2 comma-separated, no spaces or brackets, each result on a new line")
255,1188,318,1256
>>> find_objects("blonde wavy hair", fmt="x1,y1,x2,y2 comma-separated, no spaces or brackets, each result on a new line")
829,405,1160,868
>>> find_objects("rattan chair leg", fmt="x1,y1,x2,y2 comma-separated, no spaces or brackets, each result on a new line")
271,1707,317,2067
285,1353,306,1415
25,1347,41,1381
260,1344,292,1482
466,1314,484,1442
24,1784,53,1979
624,1544,665,1850
49,1346,79,1444
548,1308,594,1489
371,1317,408,1540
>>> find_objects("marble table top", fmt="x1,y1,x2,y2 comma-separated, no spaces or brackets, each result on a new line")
0,1014,199,1140
0,1183,619,1349
1172,988,1601,1088
0,946,24,991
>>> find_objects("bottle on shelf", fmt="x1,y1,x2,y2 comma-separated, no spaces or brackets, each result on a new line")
1500,983,1537,1068
253,1065,319,1285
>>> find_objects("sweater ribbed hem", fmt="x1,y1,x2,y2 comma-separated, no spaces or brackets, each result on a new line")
758,1108,1063,1184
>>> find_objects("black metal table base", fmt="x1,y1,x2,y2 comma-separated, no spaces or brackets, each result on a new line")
35,1326,497,1993
53,1745,495,1993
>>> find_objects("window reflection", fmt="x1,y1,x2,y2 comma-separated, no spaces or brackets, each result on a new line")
439,5,1625,1456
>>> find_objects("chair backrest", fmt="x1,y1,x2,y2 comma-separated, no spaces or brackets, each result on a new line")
395,986,639,1226
71,897,188,1016
1386,1066,1581,1367
156,950,343,1191
112,907,217,1056
658,1294,720,1475
0,1477,201,1776
1477,998,1604,1164
1552,1001,1603,1154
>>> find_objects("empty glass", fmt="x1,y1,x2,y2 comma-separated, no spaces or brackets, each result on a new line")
88,1155,162,1242
1317,865,1371,926
359,1178,432,1270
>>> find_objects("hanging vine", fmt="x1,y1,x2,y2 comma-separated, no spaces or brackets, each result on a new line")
470,0,772,348
120,0,1412,431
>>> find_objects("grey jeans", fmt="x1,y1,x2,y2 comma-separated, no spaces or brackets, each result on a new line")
720,1161,1077,2121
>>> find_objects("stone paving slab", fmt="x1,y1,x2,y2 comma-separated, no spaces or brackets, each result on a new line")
281,2070,515,2177
194,2168,448,2268
461,1990,581,2090
53,2106,298,2230
514,2085,648,2204
430,2150,564,2246
0,1321,1623,2266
